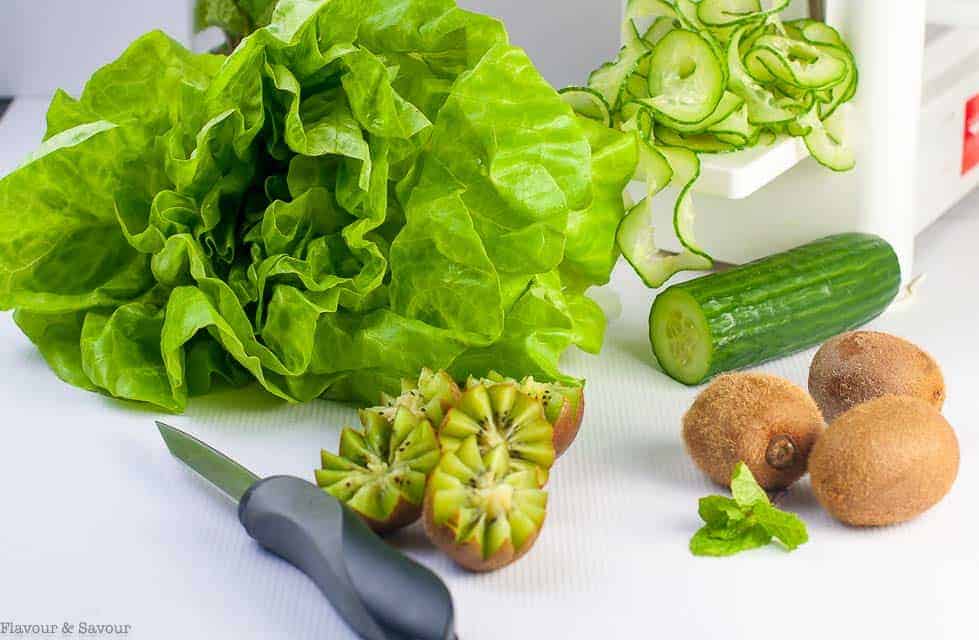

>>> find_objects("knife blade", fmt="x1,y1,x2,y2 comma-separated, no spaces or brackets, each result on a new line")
156,422,457,640
157,421,258,502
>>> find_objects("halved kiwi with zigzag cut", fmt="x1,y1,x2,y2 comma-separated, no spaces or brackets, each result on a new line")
440,382,555,486
423,436,547,572
378,368,462,426
474,372,585,457
316,407,441,533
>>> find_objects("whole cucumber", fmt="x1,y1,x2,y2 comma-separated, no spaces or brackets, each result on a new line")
650,233,900,385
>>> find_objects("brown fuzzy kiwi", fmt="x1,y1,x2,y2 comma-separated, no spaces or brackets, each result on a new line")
809,331,945,423
809,395,959,526
683,372,825,490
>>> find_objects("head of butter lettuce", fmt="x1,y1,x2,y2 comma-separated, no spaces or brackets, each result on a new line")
0,0,637,412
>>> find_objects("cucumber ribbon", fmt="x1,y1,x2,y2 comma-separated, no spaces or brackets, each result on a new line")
568,0,860,287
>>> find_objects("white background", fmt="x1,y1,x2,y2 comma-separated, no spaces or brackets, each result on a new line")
0,1,196,97
0,0,625,96
1,1,977,638
2,1,975,96
0,97,975,639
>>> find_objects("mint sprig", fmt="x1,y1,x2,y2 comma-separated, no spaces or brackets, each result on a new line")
690,462,808,557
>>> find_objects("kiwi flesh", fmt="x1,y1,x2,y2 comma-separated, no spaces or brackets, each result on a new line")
809,395,959,526
378,368,462,426
423,436,547,572
316,407,441,533
809,331,946,423
475,372,585,457
683,373,825,490
440,382,555,486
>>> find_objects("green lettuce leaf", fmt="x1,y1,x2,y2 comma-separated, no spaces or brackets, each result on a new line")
561,118,638,292
195,0,250,38
13,310,96,392
195,0,281,50
0,0,635,411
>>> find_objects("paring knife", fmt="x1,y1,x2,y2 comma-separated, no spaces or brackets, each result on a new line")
156,422,456,640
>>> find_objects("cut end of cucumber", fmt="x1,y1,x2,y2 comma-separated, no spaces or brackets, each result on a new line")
649,288,712,385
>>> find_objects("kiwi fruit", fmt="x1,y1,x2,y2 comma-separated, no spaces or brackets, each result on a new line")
809,395,959,526
683,373,825,490
474,372,585,457
809,331,946,423
316,407,441,533
440,381,556,486
423,436,547,572
378,368,462,426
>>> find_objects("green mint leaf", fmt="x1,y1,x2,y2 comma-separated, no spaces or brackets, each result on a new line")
754,503,809,551
690,522,772,557
698,495,744,528
690,461,809,557
730,462,770,508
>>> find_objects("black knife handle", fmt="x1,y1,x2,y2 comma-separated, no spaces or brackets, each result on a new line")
238,476,456,640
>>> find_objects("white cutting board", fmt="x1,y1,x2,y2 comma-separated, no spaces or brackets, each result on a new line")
1,93,977,640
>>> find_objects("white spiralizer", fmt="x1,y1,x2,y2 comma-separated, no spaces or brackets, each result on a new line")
633,0,979,284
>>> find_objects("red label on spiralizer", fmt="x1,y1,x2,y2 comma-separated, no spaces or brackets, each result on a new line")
963,93,979,175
